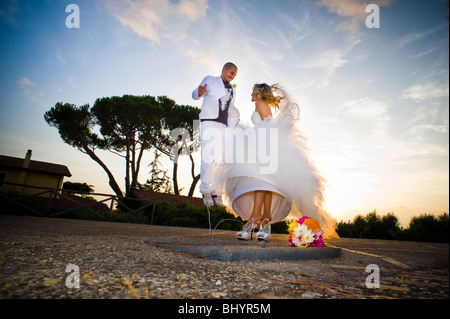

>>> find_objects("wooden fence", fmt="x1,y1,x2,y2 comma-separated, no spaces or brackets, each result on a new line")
0,181,156,224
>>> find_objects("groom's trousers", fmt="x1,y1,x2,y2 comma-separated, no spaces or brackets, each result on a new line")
199,121,227,195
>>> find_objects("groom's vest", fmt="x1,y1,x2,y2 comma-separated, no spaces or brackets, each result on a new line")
192,75,239,127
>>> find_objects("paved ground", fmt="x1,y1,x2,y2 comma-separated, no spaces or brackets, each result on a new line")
0,215,448,299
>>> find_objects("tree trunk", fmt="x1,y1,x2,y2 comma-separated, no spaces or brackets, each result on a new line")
172,161,179,195
187,153,199,197
125,142,130,195
188,174,200,197
172,145,184,195
130,140,146,191
80,144,123,199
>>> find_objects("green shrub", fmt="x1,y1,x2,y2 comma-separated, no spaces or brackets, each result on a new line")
337,211,448,243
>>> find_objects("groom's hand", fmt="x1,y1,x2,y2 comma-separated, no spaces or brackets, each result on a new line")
198,83,207,97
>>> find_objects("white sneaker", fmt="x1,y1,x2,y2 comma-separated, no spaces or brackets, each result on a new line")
202,193,214,206
212,194,225,207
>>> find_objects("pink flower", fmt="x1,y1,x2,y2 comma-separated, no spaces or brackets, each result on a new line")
289,240,296,247
297,216,309,224
314,230,324,238
314,236,324,248
287,238,295,247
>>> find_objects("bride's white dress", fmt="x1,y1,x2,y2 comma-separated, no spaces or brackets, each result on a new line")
218,99,338,238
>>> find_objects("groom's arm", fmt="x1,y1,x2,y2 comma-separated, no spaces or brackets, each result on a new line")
192,76,209,100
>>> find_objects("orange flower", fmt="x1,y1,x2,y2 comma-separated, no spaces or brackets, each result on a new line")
302,218,320,231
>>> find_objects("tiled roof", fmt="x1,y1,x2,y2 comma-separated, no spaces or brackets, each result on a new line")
132,190,204,207
43,192,110,212
0,155,72,177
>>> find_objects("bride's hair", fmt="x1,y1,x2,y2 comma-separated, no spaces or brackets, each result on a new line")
253,83,283,109
254,83,300,120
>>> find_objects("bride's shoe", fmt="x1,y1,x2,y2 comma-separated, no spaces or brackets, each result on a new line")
256,218,271,242
237,219,257,241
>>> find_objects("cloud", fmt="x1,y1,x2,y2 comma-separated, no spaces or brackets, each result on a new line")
411,124,448,134
187,2,282,77
406,103,449,145
186,49,220,71
340,97,390,120
401,82,449,102
298,48,349,70
67,77,76,89
412,46,440,58
17,77,35,95
105,0,208,44
394,24,448,51
17,77,35,87
408,103,448,126
316,0,392,32
104,0,214,69
295,36,361,86
339,97,391,139
16,77,44,101
276,11,312,48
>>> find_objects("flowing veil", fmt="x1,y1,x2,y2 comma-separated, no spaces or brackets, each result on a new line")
220,85,339,238
269,85,338,237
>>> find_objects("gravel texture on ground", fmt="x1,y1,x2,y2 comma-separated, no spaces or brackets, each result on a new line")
0,215,448,299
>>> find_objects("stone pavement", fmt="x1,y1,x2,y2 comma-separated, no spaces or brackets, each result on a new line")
0,215,448,299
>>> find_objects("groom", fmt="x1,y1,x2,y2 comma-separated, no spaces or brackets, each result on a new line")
192,62,240,206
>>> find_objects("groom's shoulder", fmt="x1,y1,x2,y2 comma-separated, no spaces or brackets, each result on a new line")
201,75,221,86
204,75,219,81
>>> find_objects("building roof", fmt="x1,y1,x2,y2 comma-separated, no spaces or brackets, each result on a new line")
0,154,72,177
132,190,204,207
43,192,110,212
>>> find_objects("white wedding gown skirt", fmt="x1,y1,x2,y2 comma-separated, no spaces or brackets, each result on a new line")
218,111,338,238
225,176,291,224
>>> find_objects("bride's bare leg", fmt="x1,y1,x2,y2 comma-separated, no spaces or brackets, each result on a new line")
262,191,272,222
250,191,265,223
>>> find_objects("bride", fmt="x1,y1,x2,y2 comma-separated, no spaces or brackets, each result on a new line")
217,83,338,242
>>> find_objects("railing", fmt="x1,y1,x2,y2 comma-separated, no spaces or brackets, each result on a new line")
0,181,156,224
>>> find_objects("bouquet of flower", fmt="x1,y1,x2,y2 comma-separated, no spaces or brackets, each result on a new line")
288,216,324,248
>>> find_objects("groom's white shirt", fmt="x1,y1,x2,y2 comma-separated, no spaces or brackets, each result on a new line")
192,75,240,127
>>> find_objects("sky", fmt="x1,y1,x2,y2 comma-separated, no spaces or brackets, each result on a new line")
0,0,448,226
